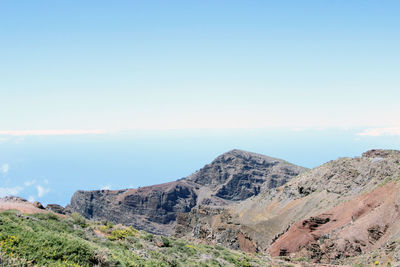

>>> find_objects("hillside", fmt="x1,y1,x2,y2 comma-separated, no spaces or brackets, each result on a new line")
69,149,306,235
177,149,400,265
0,197,308,267
2,149,400,266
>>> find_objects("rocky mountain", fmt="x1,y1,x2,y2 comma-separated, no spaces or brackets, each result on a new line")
69,148,400,265
187,149,305,202
177,149,400,265
69,149,306,235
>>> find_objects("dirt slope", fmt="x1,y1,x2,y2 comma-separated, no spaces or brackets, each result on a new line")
268,180,400,263
0,196,54,215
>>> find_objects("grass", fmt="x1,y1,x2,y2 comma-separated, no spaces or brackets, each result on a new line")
0,210,272,266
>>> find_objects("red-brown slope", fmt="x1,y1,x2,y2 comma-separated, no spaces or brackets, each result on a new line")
268,181,400,262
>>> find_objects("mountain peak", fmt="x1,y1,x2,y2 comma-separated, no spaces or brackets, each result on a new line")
215,149,288,164
187,149,306,201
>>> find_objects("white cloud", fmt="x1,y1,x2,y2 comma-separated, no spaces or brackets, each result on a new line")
101,185,111,190
0,129,106,136
28,195,35,202
0,186,23,197
1,164,9,174
36,185,50,197
24,179,37,187
357,127,400,137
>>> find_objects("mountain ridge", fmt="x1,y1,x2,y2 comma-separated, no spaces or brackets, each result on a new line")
69,149,307,235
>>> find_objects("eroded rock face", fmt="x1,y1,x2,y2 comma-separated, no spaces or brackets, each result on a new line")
70,181,197,234
187,149,306,201
268,180,399,263
69,149,306,235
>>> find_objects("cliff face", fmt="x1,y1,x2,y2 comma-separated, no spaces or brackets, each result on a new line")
69,149,306,235
187,149,305,201
70,181,198,234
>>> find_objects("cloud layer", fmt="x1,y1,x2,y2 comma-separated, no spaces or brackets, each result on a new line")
0,129,106,136
357,127,400,137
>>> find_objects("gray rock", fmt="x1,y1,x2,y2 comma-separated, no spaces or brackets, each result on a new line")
70,181,198,234
187,149,307,201
46,204,68,215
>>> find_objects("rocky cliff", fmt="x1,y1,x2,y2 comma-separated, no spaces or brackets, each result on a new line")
187,149,305,201
69,149,306,235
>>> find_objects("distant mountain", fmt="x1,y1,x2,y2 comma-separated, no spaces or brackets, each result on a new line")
69,149,306,235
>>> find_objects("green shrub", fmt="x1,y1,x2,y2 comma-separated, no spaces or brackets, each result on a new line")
107,226,138,241
161,236,171,247
70,213,88,228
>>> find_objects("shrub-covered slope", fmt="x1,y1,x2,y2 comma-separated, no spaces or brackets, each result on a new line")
0,209,277,266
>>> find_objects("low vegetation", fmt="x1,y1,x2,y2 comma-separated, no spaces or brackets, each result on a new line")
0,210,273,266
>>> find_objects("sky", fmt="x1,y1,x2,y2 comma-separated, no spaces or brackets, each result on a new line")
1,1,399,205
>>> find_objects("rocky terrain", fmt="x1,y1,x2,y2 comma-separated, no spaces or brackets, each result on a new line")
69,149,306,235
68,148,400,265
176,149,400,265
3,149,400,266
0,198,281,266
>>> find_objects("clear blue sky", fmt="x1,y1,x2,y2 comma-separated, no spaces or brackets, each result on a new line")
0,1,399,205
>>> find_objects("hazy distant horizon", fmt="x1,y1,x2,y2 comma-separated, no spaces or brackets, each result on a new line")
1,1,400,205
0,127,398,206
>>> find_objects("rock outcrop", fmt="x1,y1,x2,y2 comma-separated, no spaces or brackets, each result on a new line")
69,149,306,235
46,204,69,215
